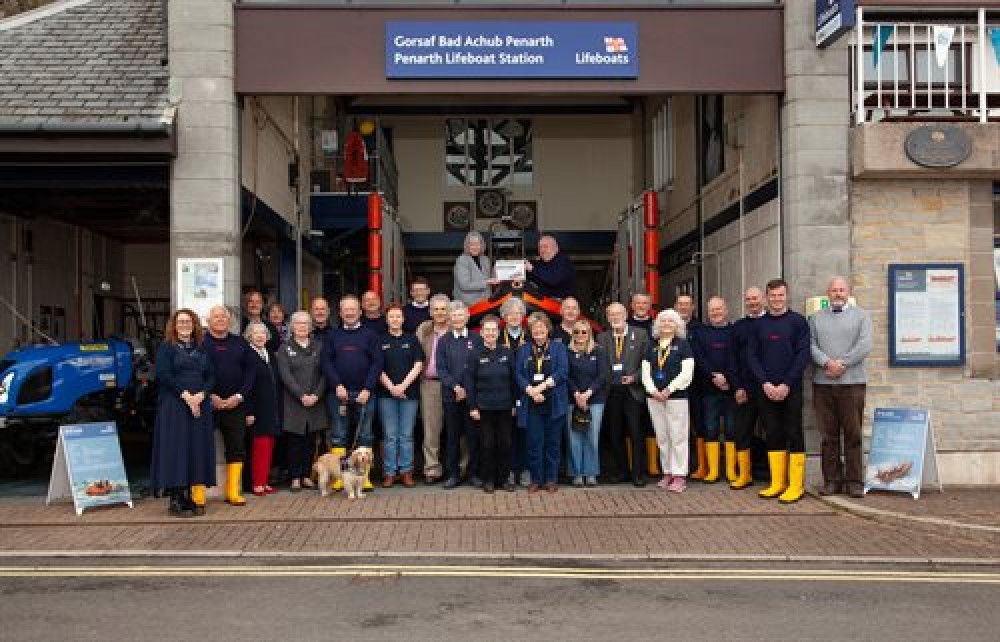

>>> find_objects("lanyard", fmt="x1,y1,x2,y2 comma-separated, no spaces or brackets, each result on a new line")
503,330,522,350
614,333,625,361
533,341,549,374
656,341,672,370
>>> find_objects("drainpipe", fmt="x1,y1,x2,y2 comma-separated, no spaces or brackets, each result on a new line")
368,192,383,298
642,190,659,307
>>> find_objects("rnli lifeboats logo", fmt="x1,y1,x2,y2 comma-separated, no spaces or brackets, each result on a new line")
604,37,627,53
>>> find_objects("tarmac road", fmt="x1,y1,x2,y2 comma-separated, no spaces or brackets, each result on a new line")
2,557,999,641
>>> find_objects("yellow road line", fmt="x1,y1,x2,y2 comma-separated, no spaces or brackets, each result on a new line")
1,565,999,584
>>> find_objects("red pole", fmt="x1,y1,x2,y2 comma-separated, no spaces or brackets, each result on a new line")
368,192,383,298
642,190,660,306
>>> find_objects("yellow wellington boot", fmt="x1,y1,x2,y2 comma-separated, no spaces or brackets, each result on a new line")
190,484,206,516
724,441,738,484
702,441,721,483
330,447,346,491
779,453,806,504
689,437,708,480
730,449,753,490
225,463,246,506
363,461,374,491
645,437,660,476
758,451,788,499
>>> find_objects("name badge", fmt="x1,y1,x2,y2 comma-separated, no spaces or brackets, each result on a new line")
533,374,545,383
612,363,624,372
654,371,666,381
479,357,489,364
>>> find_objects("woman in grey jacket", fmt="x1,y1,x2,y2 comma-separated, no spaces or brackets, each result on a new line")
274,310,329,491
452,231,496,305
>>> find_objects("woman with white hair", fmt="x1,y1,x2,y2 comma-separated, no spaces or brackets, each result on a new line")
452,231,496,305
244,322,282,496
641,308,695,492
274,310,328,491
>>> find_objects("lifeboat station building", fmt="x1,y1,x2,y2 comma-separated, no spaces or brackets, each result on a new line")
0,0,997,484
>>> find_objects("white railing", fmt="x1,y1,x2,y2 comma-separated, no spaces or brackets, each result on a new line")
852,8,1000,124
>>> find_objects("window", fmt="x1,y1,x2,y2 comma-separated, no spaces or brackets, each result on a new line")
652,100,675,191
445,119,533,188
862,45,966,89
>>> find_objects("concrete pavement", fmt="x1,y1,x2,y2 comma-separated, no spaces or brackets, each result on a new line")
1,483,998,562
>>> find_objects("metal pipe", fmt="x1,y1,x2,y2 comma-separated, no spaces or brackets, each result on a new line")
979,8,988,123
294,95,303,309
856,6,865,124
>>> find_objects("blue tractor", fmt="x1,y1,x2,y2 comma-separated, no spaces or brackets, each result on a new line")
0,339,156,475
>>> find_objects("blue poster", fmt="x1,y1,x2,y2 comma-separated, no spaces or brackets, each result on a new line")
386,21,639,79
50,421,133,514
865,408,936,499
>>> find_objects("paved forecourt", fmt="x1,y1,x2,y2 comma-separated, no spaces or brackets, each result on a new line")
2,485,999,562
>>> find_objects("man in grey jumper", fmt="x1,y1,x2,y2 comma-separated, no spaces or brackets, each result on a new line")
809,276,873,498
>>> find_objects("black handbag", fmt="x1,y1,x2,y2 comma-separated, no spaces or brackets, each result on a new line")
571,404,591,431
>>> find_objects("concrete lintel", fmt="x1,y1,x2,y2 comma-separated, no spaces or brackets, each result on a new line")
851,122,1000,179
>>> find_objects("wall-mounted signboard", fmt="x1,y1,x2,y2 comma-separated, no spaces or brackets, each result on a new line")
386,21,639,79
888,263,965,367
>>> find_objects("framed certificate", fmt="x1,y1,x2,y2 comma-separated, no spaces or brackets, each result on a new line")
494,259,526,282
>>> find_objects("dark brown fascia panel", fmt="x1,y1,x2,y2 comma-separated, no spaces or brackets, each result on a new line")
235,5,784,95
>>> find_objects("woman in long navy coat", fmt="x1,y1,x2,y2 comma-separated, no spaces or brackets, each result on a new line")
245,322,282,496
150,309,216,517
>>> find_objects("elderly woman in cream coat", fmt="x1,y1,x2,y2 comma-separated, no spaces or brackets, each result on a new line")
452,231,497,305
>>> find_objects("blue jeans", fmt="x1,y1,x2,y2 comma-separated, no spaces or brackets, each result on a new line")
701,392,736,442
566,402,604,478
526,411,564,485
379,397,418,475
328,391,376,449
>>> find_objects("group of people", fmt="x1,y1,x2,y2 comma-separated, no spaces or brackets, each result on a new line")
151,233,871,518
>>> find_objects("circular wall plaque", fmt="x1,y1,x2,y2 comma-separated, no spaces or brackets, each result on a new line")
904,125,972,168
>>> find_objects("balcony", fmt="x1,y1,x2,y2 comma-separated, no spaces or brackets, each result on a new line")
851,8,1000,125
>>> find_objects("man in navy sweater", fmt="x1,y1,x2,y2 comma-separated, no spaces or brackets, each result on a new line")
748,278,811,504
689,296,737,484
321,295,384,490
728,286,766,490
403,276,432,334
436,300,484,489
525,235,576,299
361,289,388,335
204,305,257,507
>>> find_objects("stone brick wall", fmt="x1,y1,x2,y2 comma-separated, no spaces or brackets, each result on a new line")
851,179,1000,457
0,0,56,18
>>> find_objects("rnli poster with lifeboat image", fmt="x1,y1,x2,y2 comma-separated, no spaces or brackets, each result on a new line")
47,421,133,515
864,408,941,499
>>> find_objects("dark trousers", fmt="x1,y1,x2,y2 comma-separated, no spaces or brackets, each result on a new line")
214,407,247,463
285,431,315,479
605,384,644,480
813,383,866,484
444,400,478,481
526,411,563,485
511,422,528,476
733,392,760,451
757,386,804,453
478,409,513,486
702,392,736,442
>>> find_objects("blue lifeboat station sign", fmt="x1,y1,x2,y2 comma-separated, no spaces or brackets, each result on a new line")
386,21,639,79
